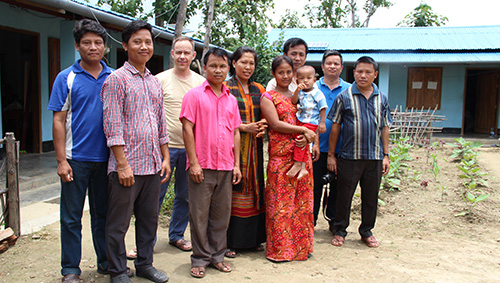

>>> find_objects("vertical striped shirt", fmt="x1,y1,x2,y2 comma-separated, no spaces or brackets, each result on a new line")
327,82,392,160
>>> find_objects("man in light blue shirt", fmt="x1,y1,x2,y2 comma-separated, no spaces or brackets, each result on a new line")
311,50,351,231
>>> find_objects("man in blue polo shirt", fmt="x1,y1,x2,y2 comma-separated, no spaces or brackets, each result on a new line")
48,19,117,283
312,50,351,231
327,56,392,249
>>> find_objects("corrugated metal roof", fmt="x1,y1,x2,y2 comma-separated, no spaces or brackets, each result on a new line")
268,26,500,51
306,52,500,64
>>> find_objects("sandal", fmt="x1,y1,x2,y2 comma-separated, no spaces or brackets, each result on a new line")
255,244,264,251
224,249,236,258
190,266,205,278
127,248,137,260
331,235,345,247
361,235,380,248
169,239,192,251
212,262,232,273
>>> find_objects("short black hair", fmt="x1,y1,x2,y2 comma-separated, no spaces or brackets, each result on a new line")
322,50,343,65
283,38,308,55
122,20,153,45
203,47,229,66
229,46,257,77
271,55,293,73
73,19,107,45
354,56,378,72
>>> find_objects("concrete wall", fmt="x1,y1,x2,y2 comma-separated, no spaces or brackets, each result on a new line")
0,2,175,147
385,63,500,129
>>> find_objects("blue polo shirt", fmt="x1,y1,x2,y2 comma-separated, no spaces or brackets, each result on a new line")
316,77,351,153
48,60,112,162
327,82,392,160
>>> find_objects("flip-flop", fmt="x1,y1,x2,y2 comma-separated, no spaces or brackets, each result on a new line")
169,239,192,251
212,262,232,273
190,266,205,278
126,248,137,260
331,235,345,247
361,235,380,248
224,249,236,258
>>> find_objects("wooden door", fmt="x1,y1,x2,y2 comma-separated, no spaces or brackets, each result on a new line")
407,67,442,109
474,70,499,134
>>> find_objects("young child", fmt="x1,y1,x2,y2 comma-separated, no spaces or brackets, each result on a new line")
287,65,327,179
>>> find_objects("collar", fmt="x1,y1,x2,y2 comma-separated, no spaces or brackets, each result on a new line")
123,61,151,76
318,77,347,91
203,80,230,97
351,82,379,96
72,59,112,76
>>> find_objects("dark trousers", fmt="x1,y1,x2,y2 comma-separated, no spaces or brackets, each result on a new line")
105,172,160,276
60,160,108,276
333,159,382,239
188,169,232,267
312,152,337,226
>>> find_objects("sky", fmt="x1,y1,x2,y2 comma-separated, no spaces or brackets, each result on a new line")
272,0,500,28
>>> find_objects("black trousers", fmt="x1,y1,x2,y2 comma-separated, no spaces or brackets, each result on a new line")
105,172,160,276
312,152,337,226
332,159,382,239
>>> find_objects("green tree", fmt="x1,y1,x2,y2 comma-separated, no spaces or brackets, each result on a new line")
151,0,200,28
195,0,279,84
275,9,307,29
398,2,448,27
304,0,392,28
304,0,346,28
96,0,146,19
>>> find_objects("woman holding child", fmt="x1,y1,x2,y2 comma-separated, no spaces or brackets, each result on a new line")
260,55,316,262
223,46,267,257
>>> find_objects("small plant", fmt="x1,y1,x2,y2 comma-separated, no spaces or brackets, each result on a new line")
455,182,490,216
453,142,490,216
381,137,413,191
457,153,489,188
428,152,441,182
448,137,482,160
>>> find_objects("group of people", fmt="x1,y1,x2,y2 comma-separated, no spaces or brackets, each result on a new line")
49,18,392,283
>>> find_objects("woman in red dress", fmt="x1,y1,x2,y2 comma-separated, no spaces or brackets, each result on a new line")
260,56,316,261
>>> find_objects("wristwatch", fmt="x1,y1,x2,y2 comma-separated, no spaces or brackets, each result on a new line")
383,153,389,157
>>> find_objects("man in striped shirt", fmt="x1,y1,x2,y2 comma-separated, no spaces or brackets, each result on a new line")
326,56,392,248
101,20,170,283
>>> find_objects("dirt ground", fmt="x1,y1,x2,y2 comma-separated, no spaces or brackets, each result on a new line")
1,144,500,283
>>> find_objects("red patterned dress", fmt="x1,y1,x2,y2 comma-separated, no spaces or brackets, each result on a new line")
264,90,314,262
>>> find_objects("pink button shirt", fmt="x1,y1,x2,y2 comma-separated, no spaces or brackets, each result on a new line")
179,80,241,171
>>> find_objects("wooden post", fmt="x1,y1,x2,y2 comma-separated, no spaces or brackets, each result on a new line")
5,133,20,236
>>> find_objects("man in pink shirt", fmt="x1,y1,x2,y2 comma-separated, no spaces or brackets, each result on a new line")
180,47,242,278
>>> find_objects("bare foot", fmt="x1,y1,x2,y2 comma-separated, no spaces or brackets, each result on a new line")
297,168,309,180
287,162,302,178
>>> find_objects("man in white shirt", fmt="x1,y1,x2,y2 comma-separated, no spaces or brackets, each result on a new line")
155,36,205,251
266,37,308,92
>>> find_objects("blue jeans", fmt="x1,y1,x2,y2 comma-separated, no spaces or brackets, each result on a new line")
60,160,109,276
158,148,189,242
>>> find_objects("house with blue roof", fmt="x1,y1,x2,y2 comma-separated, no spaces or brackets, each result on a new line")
268,26,500,135
0,0,208,153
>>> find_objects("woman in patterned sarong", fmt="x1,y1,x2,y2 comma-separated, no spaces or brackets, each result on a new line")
260,55,316,261
223,46,267,257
